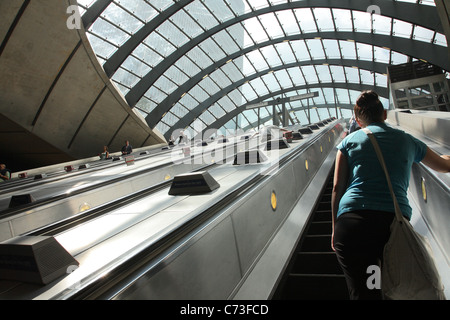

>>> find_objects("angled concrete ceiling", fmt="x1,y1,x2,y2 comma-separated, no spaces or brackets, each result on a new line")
0,0,166,171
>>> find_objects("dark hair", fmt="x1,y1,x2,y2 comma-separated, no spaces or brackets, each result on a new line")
354,90,384,124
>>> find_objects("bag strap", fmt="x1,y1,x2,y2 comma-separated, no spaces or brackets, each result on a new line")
362,127,403,222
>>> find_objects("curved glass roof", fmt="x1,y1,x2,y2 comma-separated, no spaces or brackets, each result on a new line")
76,0,448,139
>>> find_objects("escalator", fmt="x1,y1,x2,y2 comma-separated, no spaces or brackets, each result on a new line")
273,169,349,300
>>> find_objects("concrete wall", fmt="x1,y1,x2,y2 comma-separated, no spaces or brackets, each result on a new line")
0,0,166,172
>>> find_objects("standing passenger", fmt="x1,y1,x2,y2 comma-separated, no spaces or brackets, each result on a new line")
121,140,133,155
0,164,11,182
331,90,450,300
99,146,110,160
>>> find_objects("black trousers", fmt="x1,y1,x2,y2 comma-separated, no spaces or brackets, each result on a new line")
333,210,394,300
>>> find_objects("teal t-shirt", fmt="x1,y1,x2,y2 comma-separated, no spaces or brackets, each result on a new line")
336,122,427,220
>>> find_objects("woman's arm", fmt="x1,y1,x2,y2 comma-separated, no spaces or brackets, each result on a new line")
331,150,349,251
421,147,450,173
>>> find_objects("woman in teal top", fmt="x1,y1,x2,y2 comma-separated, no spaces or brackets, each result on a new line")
336,121,427,221
331,90,450,300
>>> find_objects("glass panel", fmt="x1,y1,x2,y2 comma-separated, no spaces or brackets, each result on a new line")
213,29,240,55
164,65,189,86
372,15,392,35
187,1,219,30
291,40,310,61
294,8,317,33
112,67,139,87
262,72,281,92
226,0,248,16
259,12,284,39
306,39,325,60
149,0,174,12
209,69,232,89
273,69,292,89
202,0,234,22
198,76,220,96
199,37,226,62
356,43,373,61
434,33,447,47
113,81,129,95
157,20,190,48
227,23,247,49
171,104,189,119
103,3,143,34
274,42,296,64
243,17,269,43
174,55,201,78
353,11,372,33
315,65,332,83
89,18,130,46
393,19,413,39
391,51,408,65
170,9,204,39
313,8,334,32
349,90,360,104
332,9,353,32
375,73,388,87
161,111,180,127
323,39,341,59
336,88,350,104
136,96,157,113
122,55,151,77
222,60,244,83
301,65,319,84
143,31,176,57
359,69,374,85
186,46,213,69
275,10,300,36
133,42,162,67
178,93,199,111
373,46,390,63
144,85,167,104
240,82,258,101
153,75,178,96
199,110,215,125
344,66,360,83
321,88,335,104
287,67,306,86
330,66,346,82
155,121,170,135
208,103,226,119
339,40,357,60
260,45,283,67
115,0,158,22
413,26,435,43
250,77,269,97
86,33,117,59
215,99,235,117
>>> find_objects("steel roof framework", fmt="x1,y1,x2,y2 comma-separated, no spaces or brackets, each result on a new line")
77,0,447,139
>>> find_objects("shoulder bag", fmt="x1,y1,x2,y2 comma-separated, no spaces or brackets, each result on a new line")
363,127,445,300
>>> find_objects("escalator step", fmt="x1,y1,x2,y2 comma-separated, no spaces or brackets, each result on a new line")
301,235,332,252
316,201,331,212
291,252,342,275
280,274,349,300
313,210,331,222
307,221,331,235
